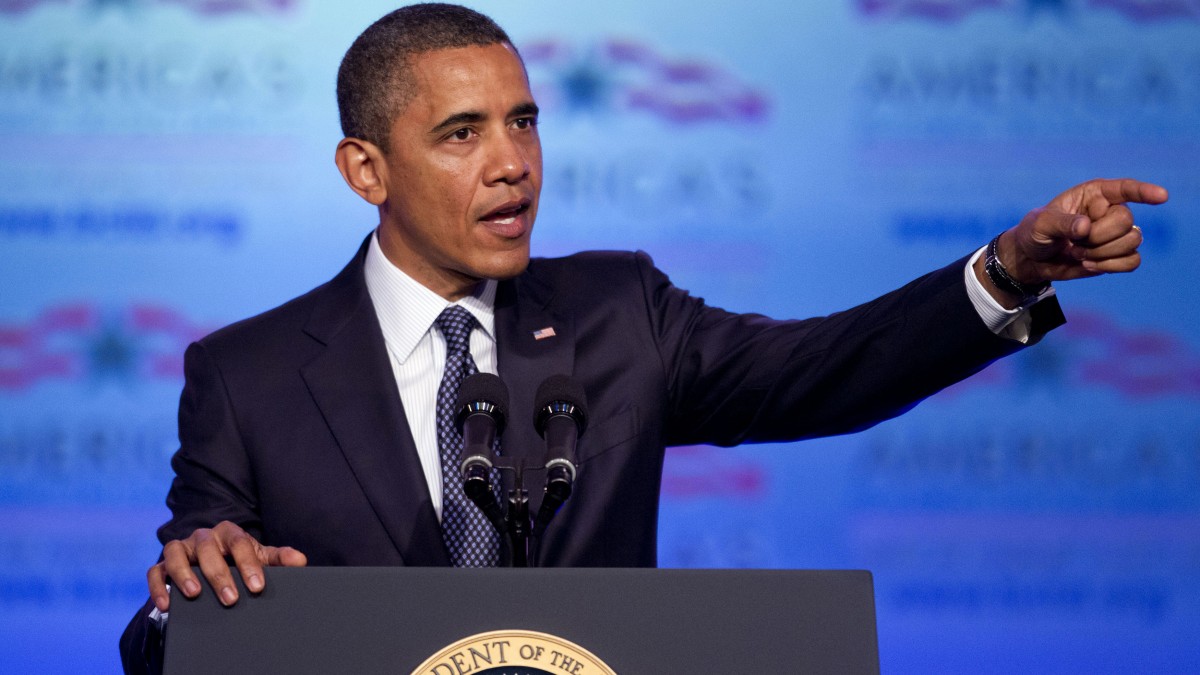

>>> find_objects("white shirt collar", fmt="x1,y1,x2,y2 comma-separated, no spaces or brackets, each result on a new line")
363,229,496,365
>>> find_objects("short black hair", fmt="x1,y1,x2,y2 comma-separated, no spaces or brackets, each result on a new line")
336,3,515,149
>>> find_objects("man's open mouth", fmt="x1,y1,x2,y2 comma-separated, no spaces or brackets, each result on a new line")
481,200,530,225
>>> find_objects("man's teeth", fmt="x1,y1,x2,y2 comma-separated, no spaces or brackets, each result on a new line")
486,205,523,224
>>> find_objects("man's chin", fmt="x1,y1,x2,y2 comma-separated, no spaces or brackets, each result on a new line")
464,247,531,283
485,254,531,281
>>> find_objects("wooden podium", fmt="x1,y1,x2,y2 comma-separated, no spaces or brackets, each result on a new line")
164,567,879,674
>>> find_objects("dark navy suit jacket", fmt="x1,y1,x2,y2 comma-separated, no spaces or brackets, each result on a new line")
121,237,1064,672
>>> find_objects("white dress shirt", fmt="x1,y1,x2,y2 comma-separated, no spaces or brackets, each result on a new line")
363,231,499,522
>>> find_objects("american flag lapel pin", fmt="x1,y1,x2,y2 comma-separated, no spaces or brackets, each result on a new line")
531,326,556,340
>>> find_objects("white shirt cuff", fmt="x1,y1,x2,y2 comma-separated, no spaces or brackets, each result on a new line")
963,246,1054,344
148,585,169,629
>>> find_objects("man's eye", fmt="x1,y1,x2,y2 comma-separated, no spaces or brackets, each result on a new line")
451,128,473,140
513,117,538,130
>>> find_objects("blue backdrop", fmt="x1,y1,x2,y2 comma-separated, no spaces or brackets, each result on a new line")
1,1,1197,672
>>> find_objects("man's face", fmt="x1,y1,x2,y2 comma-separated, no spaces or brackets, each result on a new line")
376,42,541,299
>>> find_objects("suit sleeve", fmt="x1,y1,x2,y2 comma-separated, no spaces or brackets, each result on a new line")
119,598,164,675
636,252,1064,447
158,341,264,543
120,341,263,674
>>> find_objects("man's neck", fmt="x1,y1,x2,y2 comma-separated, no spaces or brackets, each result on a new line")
375,227,483,301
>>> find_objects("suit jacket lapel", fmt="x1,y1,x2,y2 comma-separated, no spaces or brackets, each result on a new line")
495,267,575,485
292,244,574,567
299,241,449,566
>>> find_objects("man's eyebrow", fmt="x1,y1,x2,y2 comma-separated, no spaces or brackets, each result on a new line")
429,103,539,135
510,102,539,118
430,111,484,135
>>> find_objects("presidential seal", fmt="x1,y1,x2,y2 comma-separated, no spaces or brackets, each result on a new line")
410,629,617,675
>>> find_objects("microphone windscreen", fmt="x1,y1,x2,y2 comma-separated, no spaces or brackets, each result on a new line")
456,372,510,419
534,374,588,435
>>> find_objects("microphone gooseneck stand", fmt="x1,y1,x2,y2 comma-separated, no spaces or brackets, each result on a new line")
503,461,532,567
455,373,588,567
465,459,560,567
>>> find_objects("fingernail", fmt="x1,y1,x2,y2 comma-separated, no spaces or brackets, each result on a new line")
1082,260,1098,271
183,579,201,596
1072,218,1086,238
247,573,263,592
220,587,238,606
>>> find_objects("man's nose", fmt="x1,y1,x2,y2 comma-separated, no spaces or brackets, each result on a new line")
483,133,531,185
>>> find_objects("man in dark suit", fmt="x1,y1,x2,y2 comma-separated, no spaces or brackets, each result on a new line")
121,3,1167,672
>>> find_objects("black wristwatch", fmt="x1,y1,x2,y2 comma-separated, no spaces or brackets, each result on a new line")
984,234,1050,306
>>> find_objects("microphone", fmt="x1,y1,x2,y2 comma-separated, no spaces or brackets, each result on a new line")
454,373,509,531
532,374,588,537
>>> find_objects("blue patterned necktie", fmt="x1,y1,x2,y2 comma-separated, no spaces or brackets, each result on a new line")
433,306,500,567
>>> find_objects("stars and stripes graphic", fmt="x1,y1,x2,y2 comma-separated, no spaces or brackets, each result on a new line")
522,38,769,125
0,304,91,389
0,303,213,390
939,311,1200,399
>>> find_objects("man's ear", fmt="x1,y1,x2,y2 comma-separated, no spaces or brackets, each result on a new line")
335,137,389,206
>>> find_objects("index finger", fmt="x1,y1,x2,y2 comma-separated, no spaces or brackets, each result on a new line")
1095,179,1169,206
